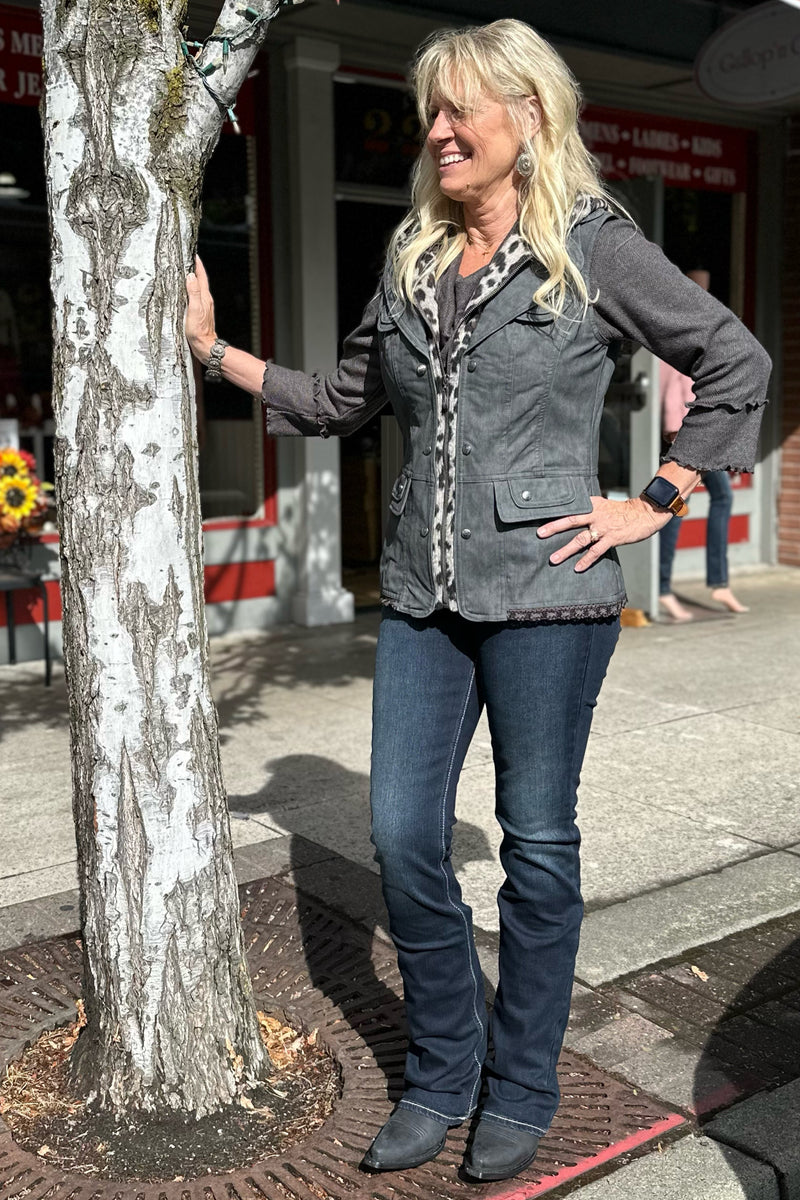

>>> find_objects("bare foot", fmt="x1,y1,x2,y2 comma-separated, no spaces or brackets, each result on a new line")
710,586,749,613
659,594,694,622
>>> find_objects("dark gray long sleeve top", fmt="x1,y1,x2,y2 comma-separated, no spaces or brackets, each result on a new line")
262,218,771,473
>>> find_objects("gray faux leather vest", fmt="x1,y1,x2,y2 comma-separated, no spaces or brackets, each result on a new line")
377,207,627,623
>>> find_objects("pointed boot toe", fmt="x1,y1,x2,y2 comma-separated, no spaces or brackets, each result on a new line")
463,1119,540,1181
362,1108,448,1172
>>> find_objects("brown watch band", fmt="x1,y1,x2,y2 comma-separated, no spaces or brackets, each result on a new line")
667,494,689,518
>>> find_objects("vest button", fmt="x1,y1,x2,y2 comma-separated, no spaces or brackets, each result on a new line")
467,359,477,372
420,526,429,538
462,442,472,455
461,528,471,540
416,363,426,377
422,445,432,456
521,489,531,501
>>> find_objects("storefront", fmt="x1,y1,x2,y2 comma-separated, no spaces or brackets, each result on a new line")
275,6,783,619
0,0,788,663
0,1,286,663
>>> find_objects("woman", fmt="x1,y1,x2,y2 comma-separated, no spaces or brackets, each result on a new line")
659,269,749,620
186,19,770,1182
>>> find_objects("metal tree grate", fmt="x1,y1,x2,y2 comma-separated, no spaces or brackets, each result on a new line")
0,877,685,1200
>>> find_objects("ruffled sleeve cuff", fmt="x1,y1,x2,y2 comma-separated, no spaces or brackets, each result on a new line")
261,360,326,438
663,398,768,474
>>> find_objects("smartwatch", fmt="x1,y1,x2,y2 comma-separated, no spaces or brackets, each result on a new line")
640,475,689,518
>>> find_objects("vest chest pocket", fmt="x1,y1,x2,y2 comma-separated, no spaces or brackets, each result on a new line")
377,307,401,384
377,300,430,404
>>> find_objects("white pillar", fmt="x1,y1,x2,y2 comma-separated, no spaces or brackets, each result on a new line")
282,36,353,627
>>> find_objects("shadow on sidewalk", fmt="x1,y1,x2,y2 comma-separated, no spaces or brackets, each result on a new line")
212,620,379,744
0,667,67,740
693,931,800,1193
229,752,496,1099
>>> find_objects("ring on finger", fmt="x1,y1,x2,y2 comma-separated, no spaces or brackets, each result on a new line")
588,526,600,543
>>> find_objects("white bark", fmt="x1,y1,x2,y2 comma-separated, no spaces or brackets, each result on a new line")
41,0,279,1116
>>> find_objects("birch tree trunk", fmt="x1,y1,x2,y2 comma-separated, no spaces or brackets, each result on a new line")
41,0,280,1118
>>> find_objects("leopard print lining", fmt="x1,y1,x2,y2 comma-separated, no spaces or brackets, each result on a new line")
411,234,533,609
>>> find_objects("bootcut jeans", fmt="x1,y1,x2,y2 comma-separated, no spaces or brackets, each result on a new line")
370,607,620,1136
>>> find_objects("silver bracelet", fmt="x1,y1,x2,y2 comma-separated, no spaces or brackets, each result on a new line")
205,337,229,383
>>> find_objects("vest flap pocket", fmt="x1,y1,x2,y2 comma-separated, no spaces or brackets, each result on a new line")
389,470,412,516
378,296,428,355
514,305,555,327
377,305,399,332
494,476,593,523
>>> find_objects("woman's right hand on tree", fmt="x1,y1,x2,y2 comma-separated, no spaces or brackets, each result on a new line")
185,256,217,365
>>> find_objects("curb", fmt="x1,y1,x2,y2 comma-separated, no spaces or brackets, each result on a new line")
561,1131,779,1198
565,1078,800,1198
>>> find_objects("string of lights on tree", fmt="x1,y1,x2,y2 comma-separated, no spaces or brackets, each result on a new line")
181,0,339,133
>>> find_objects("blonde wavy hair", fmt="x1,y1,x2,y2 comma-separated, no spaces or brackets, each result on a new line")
389,19,620,317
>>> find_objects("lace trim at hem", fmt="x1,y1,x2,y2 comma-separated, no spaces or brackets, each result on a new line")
507,600,625,622
381,598,625,621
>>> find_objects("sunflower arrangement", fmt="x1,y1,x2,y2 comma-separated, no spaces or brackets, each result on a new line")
0,447,54,547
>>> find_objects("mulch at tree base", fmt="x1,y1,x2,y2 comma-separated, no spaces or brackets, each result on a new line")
0,1007,341,1183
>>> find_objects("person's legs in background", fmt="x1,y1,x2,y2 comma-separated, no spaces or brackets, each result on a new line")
703,470,749,613
658,511,693,621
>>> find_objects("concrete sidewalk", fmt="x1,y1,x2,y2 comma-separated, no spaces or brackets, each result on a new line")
0,565,798,1197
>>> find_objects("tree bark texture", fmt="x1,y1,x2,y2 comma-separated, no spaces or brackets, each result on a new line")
41,0,279,1117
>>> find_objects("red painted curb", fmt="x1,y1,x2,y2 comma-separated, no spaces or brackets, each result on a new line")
491,1112,688,1198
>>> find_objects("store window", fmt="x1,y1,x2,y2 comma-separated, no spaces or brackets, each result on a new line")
582,106,754,504
196,132,264,519
0,101,51,483
0,2,263,523
335,75,420,190
334,75,419,597
663,188,736,309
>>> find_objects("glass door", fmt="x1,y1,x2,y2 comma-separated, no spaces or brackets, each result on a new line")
334,71,417,607
600,177,664,617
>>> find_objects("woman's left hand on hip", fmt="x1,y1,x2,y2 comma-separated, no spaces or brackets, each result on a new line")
537,497,670,573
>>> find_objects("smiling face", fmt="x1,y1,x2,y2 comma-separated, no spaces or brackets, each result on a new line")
425,92,522,208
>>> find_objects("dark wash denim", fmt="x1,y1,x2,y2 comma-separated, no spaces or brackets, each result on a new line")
370,608,620,1134
659,469,733,594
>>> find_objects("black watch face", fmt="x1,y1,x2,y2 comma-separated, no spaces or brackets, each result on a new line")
646,476,679,508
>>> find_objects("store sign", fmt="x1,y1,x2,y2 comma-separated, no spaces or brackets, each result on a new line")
0,4,260,131
335,77,421,190
0,5,43,107
695,1,800,106
580,105,751,193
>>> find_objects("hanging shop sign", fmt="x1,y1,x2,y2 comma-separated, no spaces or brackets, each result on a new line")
0,5,43,107
695,1,800,106
580,106,751,193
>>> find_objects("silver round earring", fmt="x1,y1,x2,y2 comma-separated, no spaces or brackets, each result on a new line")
516,150,535,178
